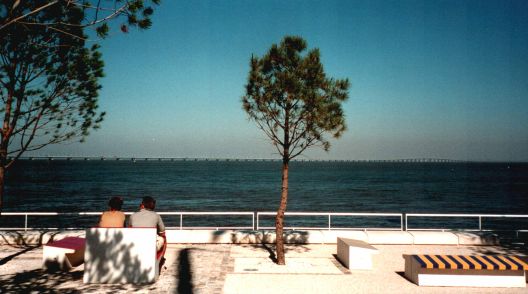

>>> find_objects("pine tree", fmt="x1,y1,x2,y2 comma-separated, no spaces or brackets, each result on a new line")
243,36,350,264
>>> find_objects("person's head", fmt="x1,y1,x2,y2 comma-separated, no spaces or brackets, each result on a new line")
108,196,123,211
141,196,156,210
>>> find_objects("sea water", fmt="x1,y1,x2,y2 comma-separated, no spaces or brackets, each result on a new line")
2,160,527,229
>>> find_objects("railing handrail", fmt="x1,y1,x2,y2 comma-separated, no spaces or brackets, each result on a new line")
2,211,527,232
257,211,402,216
405,213,528,231
406,213,528,218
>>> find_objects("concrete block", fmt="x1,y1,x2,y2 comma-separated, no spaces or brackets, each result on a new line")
337,237,378,270
43,236,85,271
83,227,160,284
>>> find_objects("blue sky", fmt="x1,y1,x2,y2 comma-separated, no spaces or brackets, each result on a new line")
44,0,528,161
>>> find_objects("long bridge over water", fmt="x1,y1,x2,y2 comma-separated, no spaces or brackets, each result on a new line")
16,156,465,163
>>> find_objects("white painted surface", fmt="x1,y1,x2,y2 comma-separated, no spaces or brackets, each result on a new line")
337,237,379,269
409,231,459,245
367,231,414,244
83,228,159,284
42,243,84,271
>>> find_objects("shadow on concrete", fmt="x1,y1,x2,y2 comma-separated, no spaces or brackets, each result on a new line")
469,231,528,256
0,245,39,266
0,231,60,266
176,248,194,294
0,268,86,293
262,242,278,263
330,254,352,274
395,271,414,284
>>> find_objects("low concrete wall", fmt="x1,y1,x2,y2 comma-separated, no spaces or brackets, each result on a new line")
0,229,500,246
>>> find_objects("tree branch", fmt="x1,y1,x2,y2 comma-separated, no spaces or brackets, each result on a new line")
0,1,60,31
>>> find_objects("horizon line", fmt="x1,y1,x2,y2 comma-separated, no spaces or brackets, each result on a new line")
13,156,528,163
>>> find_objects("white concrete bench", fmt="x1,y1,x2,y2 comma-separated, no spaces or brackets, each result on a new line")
403,254,528,287
337,237,379,270
42,236,85,271
83,227,162,284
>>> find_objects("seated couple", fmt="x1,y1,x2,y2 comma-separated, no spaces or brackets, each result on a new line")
99,196,166,255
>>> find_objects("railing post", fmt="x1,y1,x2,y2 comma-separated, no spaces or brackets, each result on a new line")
403,213,407,231
180,214,183,230
25,214,28,231
256,212,259,230
253,211,257,231
328,214,331,231
479,216,482,231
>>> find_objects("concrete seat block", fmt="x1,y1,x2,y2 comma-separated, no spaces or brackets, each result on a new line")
403,254,527,287
42,237,85,271
83,227,160,284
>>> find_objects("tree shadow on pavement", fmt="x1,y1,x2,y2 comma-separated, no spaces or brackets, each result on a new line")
0,269,85,294
176,248,194,294
0,230,60,266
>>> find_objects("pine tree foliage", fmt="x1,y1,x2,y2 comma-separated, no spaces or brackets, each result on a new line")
0,2,105,167
0,0,160,39
243,36,349,160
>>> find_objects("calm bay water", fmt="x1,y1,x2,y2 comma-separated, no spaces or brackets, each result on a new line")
2,160,528,229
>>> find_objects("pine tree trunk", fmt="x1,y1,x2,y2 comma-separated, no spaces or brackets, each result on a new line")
0,156,5,215
0,165,4,215
275,160,289,265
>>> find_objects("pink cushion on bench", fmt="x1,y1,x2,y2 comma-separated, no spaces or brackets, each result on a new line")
46,237,85,250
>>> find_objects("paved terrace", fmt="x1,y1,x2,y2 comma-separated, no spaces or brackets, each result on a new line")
1,240,527,293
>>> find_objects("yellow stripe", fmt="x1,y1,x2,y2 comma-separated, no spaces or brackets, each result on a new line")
418,254,434,269
441,255,458,269
510,256,528,270
429,255,446,269
487,256,506,270
452,255,470,270
466,256,482,269
474,256,494,270
497,256,519,270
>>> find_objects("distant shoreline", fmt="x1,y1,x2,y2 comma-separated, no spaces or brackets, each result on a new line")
11,156,527,163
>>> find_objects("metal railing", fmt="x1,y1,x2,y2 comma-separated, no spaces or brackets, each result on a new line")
1,211,528,232
256,212,403,231
405,213,528,231
157,211,255,230
0,212,255,231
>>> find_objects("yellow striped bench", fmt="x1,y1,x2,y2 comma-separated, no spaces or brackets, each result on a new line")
403,254,528,288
